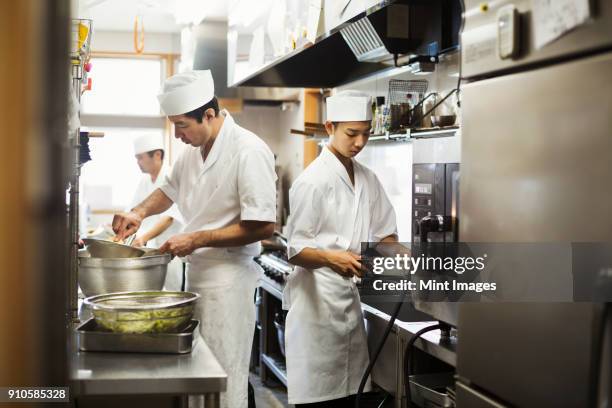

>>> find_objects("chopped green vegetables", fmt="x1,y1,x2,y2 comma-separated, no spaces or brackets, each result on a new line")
93,305,193,333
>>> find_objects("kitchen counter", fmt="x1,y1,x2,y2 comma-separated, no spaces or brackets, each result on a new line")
69,327,227,407
362,303,457,367
362,302,457,407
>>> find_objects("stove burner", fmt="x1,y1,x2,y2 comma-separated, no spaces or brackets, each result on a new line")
255,252,292,284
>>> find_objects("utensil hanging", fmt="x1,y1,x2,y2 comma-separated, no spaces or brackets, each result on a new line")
134,15,145,54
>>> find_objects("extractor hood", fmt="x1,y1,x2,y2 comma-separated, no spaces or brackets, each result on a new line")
193,21,299,105
231,0,462,88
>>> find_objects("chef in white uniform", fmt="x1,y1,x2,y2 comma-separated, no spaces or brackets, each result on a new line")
112,70,277,408
284,90,398,407
129,134,184,291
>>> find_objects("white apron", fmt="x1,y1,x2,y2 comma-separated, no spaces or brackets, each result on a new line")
283,147,398,404
160,111,277,408
187,255,262,408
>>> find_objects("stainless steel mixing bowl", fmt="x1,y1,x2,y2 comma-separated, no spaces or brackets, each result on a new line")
84,291,200,334
78,249,171,297
82,238,145,258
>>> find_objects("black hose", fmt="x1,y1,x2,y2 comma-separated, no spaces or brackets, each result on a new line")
402,323,443,407
355,295,405,408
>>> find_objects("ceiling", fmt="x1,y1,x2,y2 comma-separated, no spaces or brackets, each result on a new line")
79,0,229,33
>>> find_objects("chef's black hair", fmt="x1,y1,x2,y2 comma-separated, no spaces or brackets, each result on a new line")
146,149,165,161
184,96,220,123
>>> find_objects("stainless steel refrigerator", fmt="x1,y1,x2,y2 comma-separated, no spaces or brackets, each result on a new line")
456,0,612,406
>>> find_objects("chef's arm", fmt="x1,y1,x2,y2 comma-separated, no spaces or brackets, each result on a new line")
289,248,362,278
135,216,174,245
159,221,274,256
132,189,173,219
113,189,173,240
192,220,274,247
375,234,412,258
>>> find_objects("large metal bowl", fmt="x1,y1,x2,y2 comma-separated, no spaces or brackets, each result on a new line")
83,238,145,258
78,249,171,297
84,291,200,334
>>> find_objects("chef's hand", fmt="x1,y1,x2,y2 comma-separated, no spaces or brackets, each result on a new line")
159,233,196,257
326,250,363,278
112,211,143,241
132,237,147,248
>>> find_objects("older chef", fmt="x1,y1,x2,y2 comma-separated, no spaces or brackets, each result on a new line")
129,134,184,291
283,90,398,407
112,70,277,408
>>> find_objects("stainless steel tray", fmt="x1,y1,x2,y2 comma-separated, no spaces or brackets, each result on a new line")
409,373,454,408
77,318,199,354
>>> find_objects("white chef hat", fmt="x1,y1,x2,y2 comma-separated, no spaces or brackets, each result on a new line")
326,90,373,122
157,70,215,116
133,134,164,155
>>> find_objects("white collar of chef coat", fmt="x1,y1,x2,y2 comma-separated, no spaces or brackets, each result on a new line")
198,109,232,172
320,145,357,193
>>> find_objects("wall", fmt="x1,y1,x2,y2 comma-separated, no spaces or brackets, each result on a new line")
230,95,305,226
336,52,460,112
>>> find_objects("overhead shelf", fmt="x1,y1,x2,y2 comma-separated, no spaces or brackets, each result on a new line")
230,23,389,88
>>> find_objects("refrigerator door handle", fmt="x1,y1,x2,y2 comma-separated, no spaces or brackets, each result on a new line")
418,215,453,243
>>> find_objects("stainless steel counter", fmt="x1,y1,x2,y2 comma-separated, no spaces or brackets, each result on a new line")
362,303,457,367
70,329,227,407
362,303,457,408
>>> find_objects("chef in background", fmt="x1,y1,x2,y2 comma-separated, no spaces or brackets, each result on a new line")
112,70,277,408
283,90,398,407
129,134,184,291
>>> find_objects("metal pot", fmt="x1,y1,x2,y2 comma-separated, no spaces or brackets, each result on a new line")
78,249,171,297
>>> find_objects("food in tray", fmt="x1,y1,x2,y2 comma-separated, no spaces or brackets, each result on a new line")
92,305,193,334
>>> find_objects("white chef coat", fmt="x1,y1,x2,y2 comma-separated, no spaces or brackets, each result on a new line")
160,110,277,269
283,146,397,404
160,110,277,408
129,164,183,248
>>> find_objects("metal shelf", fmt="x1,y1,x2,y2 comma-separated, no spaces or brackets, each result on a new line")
369,127,459,143
410,126,459,139
261,353,287,387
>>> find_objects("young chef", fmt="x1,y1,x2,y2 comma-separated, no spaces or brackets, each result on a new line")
283,90,398,407
112,70,277,408
129,134,184,291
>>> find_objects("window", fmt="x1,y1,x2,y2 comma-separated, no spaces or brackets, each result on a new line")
81,57,163,116
80,128,166,231
78,55,172,232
